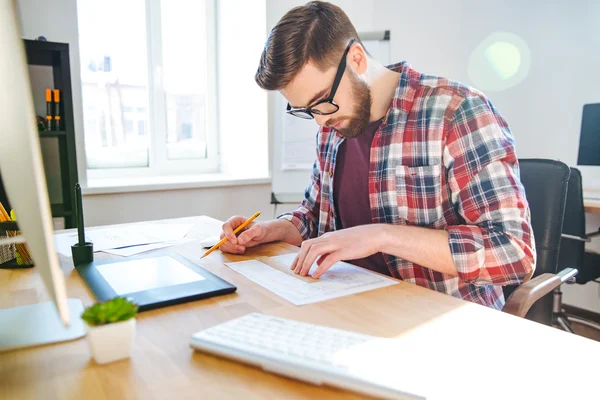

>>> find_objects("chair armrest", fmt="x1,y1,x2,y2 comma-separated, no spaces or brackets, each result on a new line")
561,233,590,243
587,228,600,239
503,268,578,318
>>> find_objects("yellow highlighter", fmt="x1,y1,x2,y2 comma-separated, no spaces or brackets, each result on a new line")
201,211,261,259
45,88,53,128
53,89,61,130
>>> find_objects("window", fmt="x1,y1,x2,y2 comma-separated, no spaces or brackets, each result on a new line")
77,0,218,177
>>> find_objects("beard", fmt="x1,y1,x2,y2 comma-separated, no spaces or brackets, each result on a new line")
331,71,372,139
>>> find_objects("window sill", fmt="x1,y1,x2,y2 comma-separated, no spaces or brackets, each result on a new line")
83,172,271,195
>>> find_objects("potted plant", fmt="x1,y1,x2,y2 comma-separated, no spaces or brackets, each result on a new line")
81,297,139,364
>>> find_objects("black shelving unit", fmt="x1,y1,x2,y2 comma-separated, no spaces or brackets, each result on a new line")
39,130,68,138
24,39,79,228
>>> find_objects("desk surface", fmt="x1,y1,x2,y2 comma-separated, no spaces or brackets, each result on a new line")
585,199,600,215
584,189,600,214
1,216,599,400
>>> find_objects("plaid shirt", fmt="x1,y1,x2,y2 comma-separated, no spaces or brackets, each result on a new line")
281,61,536,309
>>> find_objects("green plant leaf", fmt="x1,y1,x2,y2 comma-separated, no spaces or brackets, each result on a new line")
81,297,138,326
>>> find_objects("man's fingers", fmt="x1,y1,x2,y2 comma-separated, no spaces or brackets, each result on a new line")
227,233,238,244
218,240,238,254
219,227,246,254
293,237,327,271
311,253,340,278
290,255,299,270
316,254,328,266
299,242,334,276
221,242,246,254
221,225,237,245
237,226,258,246
222,215,247,245
294,240,313,274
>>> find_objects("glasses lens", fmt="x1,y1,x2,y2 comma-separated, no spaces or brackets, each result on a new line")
311,102,339,115
289,110,314,119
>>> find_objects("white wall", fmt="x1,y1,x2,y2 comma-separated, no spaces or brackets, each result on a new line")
373,0,600,312
267,0,374,32
373,0,600,166
81,183,272,227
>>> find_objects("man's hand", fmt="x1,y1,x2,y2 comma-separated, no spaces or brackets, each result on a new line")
220,216,268,254
291,225,385,278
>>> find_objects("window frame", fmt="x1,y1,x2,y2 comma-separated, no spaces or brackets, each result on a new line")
84,0,219,181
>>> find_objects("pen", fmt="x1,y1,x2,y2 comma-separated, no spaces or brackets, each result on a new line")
70,183,94,265
75,183,85,245
201,211,261,259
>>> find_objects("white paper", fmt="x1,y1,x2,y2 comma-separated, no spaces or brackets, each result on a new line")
225,253,398,305
54,223,193,257
282,112,317,170
100,238,195,257
96,255,204,295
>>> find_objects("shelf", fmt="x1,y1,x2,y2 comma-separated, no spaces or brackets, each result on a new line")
24,38,78,229
50,204,73,218
39,130,67,138
25,40,69,54
24,40,69,67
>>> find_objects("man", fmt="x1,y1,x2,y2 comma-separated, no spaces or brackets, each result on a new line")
220,1,536,309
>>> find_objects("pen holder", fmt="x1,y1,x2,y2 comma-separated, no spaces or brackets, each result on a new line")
71,242,94,266
0,221,34,269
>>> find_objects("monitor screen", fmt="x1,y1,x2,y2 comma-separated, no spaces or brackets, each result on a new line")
577,103,600,166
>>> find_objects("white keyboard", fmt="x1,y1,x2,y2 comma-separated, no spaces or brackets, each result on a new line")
190,313,424,399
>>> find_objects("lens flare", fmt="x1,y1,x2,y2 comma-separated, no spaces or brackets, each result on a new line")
468,32,530,91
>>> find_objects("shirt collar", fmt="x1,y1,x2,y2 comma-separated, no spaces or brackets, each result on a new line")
380,61,419,132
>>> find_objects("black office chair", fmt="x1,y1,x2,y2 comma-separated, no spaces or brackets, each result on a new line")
502,159,577,326
554,167,600,332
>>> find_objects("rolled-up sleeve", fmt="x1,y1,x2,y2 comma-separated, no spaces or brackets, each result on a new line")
278,158,322,240
444,95,536,286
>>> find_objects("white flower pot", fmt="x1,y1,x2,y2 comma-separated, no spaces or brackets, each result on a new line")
85,318,136,364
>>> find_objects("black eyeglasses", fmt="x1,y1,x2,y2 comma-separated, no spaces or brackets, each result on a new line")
286,39,356,120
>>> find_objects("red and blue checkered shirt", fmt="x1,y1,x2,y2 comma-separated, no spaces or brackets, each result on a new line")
281,62,536,309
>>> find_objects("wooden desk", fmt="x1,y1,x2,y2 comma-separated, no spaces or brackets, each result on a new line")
584,199,600,215
584,189,600,214
1,216,599,400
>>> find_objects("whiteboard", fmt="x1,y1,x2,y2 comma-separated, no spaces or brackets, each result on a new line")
271,31,391,205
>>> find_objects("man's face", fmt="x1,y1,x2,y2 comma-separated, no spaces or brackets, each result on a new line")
281,60,372,138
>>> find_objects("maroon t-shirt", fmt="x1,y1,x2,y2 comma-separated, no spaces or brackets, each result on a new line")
333,119,390,276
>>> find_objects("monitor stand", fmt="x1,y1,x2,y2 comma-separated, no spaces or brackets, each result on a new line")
0,298,86,352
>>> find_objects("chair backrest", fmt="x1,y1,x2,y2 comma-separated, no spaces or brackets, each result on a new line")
558,168,588,283
504,159,570,325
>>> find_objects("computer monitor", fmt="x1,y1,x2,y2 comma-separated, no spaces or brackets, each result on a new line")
577,103,600,166
0,1,85,351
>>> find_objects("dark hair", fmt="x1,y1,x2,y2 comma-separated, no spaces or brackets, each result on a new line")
255,1,361,91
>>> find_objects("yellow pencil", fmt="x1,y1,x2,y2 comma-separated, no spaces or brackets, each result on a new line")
201,212,261,259
0,202,10,221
